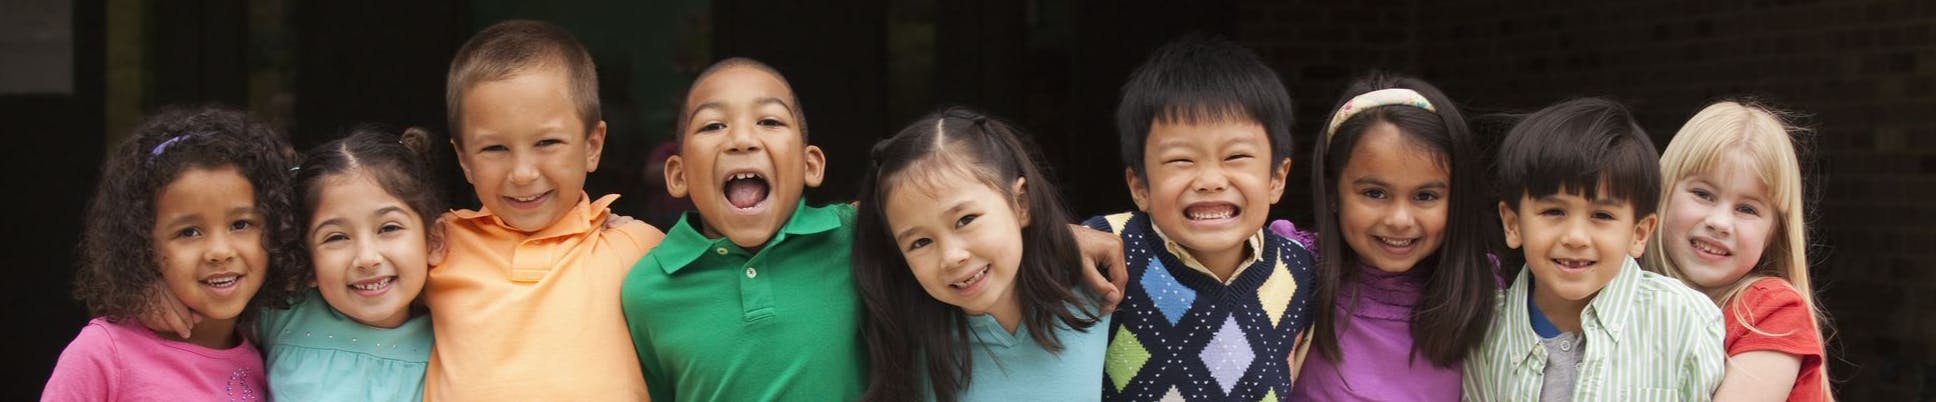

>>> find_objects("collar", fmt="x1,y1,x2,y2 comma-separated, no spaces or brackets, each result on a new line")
1148,219,1264,285
447,192,614,241
651,200,843,274
1500,256,1644,368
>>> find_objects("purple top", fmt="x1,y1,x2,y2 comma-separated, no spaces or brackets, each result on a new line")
1289,262,1462,401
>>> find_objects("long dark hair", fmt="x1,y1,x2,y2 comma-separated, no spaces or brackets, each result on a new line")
854,107,1099,402
1309,73,1498,367
290,125,446,286
75,105,303,321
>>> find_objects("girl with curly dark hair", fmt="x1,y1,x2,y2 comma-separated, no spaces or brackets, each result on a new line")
43,106,301,400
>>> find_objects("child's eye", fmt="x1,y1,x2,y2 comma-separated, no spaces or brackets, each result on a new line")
177,227,203,239
1736,204,1760,216
480,144,508,153
955,214,979,228
321,233,349,243
1691,188,1714,201
757,118,786,128
1361,189,1387,200
906,238,932,251
1163,159,1193,167
379,223,407,234
1224,153,1252,162
1592,211,1617,220
230,220,254,232
698,122,726,132
1413,191,1441,202
536,139,564,147
1539,208,1565,217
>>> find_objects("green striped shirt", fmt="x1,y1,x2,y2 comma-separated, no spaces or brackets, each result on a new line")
1462,257,1724,401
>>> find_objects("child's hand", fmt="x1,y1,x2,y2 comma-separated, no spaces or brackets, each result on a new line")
137,284,200,339
1070,224,1128,315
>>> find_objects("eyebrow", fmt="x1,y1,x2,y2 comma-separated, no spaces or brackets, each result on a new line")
892,200,972,241
686,97,796,126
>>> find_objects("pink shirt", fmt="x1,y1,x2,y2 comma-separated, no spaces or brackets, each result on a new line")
42,318,267,401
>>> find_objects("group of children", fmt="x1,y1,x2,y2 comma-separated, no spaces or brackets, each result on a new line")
41,18,1829,402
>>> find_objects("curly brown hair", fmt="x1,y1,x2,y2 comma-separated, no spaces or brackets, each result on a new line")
74,105,304,322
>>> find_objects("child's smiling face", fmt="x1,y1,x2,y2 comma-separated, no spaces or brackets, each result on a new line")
306,171,430,329
453,65,607,232
667,66,825,250
1660,152,1775,293
884,169,1028,321
1500,183,1657,305
1128,119,1289,270
151,166,268,323
1337,123,1449,273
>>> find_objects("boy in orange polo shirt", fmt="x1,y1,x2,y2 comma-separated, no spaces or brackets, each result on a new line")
425,20,665,400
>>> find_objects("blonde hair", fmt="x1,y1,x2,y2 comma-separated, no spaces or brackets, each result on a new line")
1644,100,1830,396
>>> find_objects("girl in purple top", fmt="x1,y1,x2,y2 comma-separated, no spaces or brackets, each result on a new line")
43,106,302,401
1289,74,1500,401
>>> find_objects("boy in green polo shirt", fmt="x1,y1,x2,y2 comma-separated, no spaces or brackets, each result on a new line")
620,58,1127,401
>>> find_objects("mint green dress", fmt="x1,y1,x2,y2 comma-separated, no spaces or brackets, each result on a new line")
255,289,433,401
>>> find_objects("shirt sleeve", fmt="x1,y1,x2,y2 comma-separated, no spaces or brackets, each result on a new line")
1725,281,1823,359
1682,299,1727,401
41,323,118,401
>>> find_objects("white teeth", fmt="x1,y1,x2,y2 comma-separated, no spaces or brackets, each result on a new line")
350,277,393,291
511,195,540,202
204,276,238,286
951,267,989,289
1691,240,1730,256
1188,211,1233,220
731,173,761,180
1378,237,1415,247
1553,259,1594,269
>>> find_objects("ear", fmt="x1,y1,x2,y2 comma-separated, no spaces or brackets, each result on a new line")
1126,168,1151,212
1499,201,1522,250
1266,156,1293,204
1629,213,1659,258
584,120,609,172
450,139,475,184
1011,177,1031,228
664,154,689,198
425,217,450,267
803,145,827,188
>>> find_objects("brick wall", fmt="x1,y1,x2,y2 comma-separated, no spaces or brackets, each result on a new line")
1238,0,1936,399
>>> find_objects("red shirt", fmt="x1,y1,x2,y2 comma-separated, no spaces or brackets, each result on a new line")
1724,277,1827,402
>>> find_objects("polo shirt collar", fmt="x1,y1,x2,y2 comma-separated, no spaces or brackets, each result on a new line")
652,200,841,274
447,192,612,241
1501,256,1644,368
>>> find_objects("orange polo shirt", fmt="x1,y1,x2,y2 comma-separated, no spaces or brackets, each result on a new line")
424,193,664,401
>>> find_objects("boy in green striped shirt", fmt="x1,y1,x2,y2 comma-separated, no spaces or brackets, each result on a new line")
1464,98,1724,401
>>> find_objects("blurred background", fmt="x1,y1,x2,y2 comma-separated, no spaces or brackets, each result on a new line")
5,0,1934,399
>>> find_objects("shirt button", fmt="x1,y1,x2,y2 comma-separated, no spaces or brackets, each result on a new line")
715,247,729,255
746,266,758,278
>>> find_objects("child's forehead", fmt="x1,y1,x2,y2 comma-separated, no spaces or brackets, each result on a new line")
684,67,797,113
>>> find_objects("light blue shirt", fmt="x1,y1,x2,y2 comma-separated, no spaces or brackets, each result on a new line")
256,289,433,402
946,308,1110,402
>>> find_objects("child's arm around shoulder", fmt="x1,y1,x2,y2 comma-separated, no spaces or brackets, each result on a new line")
601,211,667,253
43,321,122,401
1710,280,1814,401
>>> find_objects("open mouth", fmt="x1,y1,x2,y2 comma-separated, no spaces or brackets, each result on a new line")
202,273,241,289
1690,238,1732,257
349,276,396,296
1552,258,1596,270
723,171,771,210
1184,202,1240,221
503,191,553,209
950,265,991,290
1376,235,1417,248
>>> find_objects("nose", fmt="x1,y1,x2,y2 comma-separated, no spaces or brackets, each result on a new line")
726,123,762,153
1191,166,1229,193
352,236,384,274
203,232,237,265
1382,204,1415,232
941,238,971,271
509,152,540,186
1701,206,1732,236
1559,218,1591,249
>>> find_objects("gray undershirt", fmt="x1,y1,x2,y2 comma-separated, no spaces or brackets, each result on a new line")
1538,331,1586,402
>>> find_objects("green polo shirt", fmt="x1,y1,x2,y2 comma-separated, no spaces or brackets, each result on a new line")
620,202,865,401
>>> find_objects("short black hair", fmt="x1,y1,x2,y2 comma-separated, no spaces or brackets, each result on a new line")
1493,97,1660,216
1116,34,1294,177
